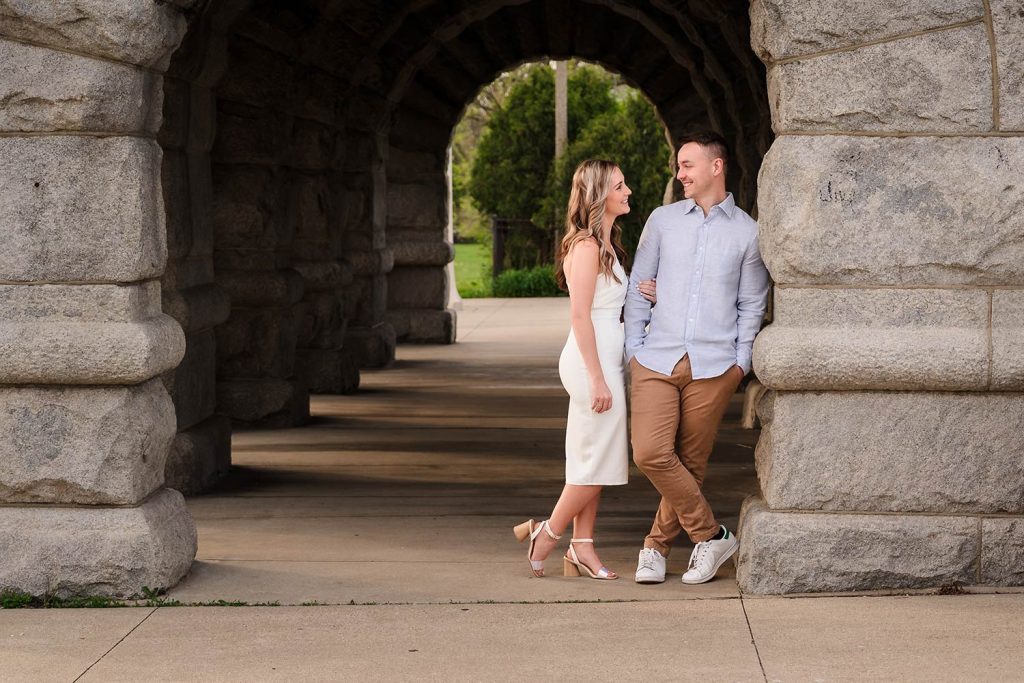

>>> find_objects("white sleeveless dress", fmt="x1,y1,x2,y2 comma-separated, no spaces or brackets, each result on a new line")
557,260,629,486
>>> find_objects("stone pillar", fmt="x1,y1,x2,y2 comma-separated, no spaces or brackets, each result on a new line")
159,1,240,493
0,4,196,596
291,167,361,394
342,126,397,366
211,35,309,427
739,1,1024,593
385,145,457,344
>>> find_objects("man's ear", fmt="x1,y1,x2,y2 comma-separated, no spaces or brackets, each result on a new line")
713,158,724,177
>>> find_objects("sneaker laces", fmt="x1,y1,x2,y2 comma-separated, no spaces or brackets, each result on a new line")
638,548,657,571
688,541,713,571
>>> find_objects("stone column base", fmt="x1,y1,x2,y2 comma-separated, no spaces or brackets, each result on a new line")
345,323,396,368
216,378,310,428
736,496,1024,594
297,348,360,394
164,415,232,495
0,489,197,599
386,308,457,344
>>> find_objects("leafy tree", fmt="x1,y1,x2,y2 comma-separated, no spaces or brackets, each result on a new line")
468,63,617,220
451,65,533,242
536,92,672,257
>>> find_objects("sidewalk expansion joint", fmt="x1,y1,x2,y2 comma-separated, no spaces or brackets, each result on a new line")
73,606,158,682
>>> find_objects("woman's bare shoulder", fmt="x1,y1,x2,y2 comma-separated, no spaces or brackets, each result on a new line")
568,238,600,255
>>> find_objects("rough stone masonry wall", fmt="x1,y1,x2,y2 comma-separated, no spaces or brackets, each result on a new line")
161,0,369,440
738,0,1024,593
158,0,240,493
0,1,197,596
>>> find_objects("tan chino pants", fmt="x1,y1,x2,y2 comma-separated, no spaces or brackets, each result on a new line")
630,355,741,554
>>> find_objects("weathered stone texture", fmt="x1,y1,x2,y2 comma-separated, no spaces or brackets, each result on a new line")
293,261,351,293
0,489,197,598
387,309,457,344
387,147,444,183
982,518,1024,584
164,330,217,430
750,0,983,61
0,0,187,70
217,378,309,427
216,308,299,380
753,288,989,391
345,323,396,369
0,136,167,282
211,166,281,249
0,38,163,133
217,269,304,308
162,152,217,264
213,102,292,165
757,136,1024,286
162,150,195,260
297,348,360,394
992,289,1024,390
0,380,175,505
388,267,448,310
992,0,1024,129
285,120,338,170
391,239,455,267
768,25,991,132
736,497,979,594
215,39,295,108
296,292,346,350
288,175,333,248
0,316,185,385
755,391,1024,513
0,282,161,322
161,283,232,334
164,415,231,495
348,248,395,277
388,182,445,229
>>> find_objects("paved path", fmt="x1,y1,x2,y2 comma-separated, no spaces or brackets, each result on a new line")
3,298,1023,682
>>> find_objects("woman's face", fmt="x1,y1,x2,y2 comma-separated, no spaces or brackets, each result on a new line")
604,167,632,219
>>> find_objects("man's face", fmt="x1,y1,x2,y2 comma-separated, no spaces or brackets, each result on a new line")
676,142,720,199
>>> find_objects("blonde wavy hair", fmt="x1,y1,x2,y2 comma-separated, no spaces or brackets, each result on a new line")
555,159,627,291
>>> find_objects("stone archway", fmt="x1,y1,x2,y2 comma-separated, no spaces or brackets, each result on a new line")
0,0,1020,598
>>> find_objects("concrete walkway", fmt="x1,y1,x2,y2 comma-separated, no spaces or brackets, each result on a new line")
3,298,1023,681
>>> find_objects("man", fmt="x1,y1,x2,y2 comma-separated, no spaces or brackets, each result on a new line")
625,131,769,585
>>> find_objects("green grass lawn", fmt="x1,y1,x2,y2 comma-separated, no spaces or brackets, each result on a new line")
454,242,492,298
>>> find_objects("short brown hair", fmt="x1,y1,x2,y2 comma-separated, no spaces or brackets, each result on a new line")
677,131,729,173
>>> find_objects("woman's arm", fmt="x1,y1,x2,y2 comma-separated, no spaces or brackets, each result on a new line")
567,240,613,413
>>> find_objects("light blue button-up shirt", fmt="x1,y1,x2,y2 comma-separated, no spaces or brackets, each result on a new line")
624,193,769,380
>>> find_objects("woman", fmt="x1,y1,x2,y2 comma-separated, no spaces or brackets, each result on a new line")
513,159,631,580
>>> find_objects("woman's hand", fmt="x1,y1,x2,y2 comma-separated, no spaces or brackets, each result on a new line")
639,278,657,304
589,376,613,413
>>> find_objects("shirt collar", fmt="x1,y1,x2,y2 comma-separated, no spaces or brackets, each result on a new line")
717,193,736,218
682,193,736,218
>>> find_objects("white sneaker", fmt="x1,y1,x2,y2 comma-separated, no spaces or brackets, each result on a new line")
681,527,738,585
634,547,666,584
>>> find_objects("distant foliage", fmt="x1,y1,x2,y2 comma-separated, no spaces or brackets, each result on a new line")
492,266,565,298
455,61,672,298
469,64,617,221
536,92,671,258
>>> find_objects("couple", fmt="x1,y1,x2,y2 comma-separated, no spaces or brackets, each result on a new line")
513,131,770,584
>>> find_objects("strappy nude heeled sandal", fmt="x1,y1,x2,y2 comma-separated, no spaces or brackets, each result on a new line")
564,538,618,580
513,519,561,577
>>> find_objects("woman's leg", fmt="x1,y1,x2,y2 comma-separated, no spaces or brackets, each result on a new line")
529,484,601,561
569,489,608,571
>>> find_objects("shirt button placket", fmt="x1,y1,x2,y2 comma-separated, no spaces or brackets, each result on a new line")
686,222,707,344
